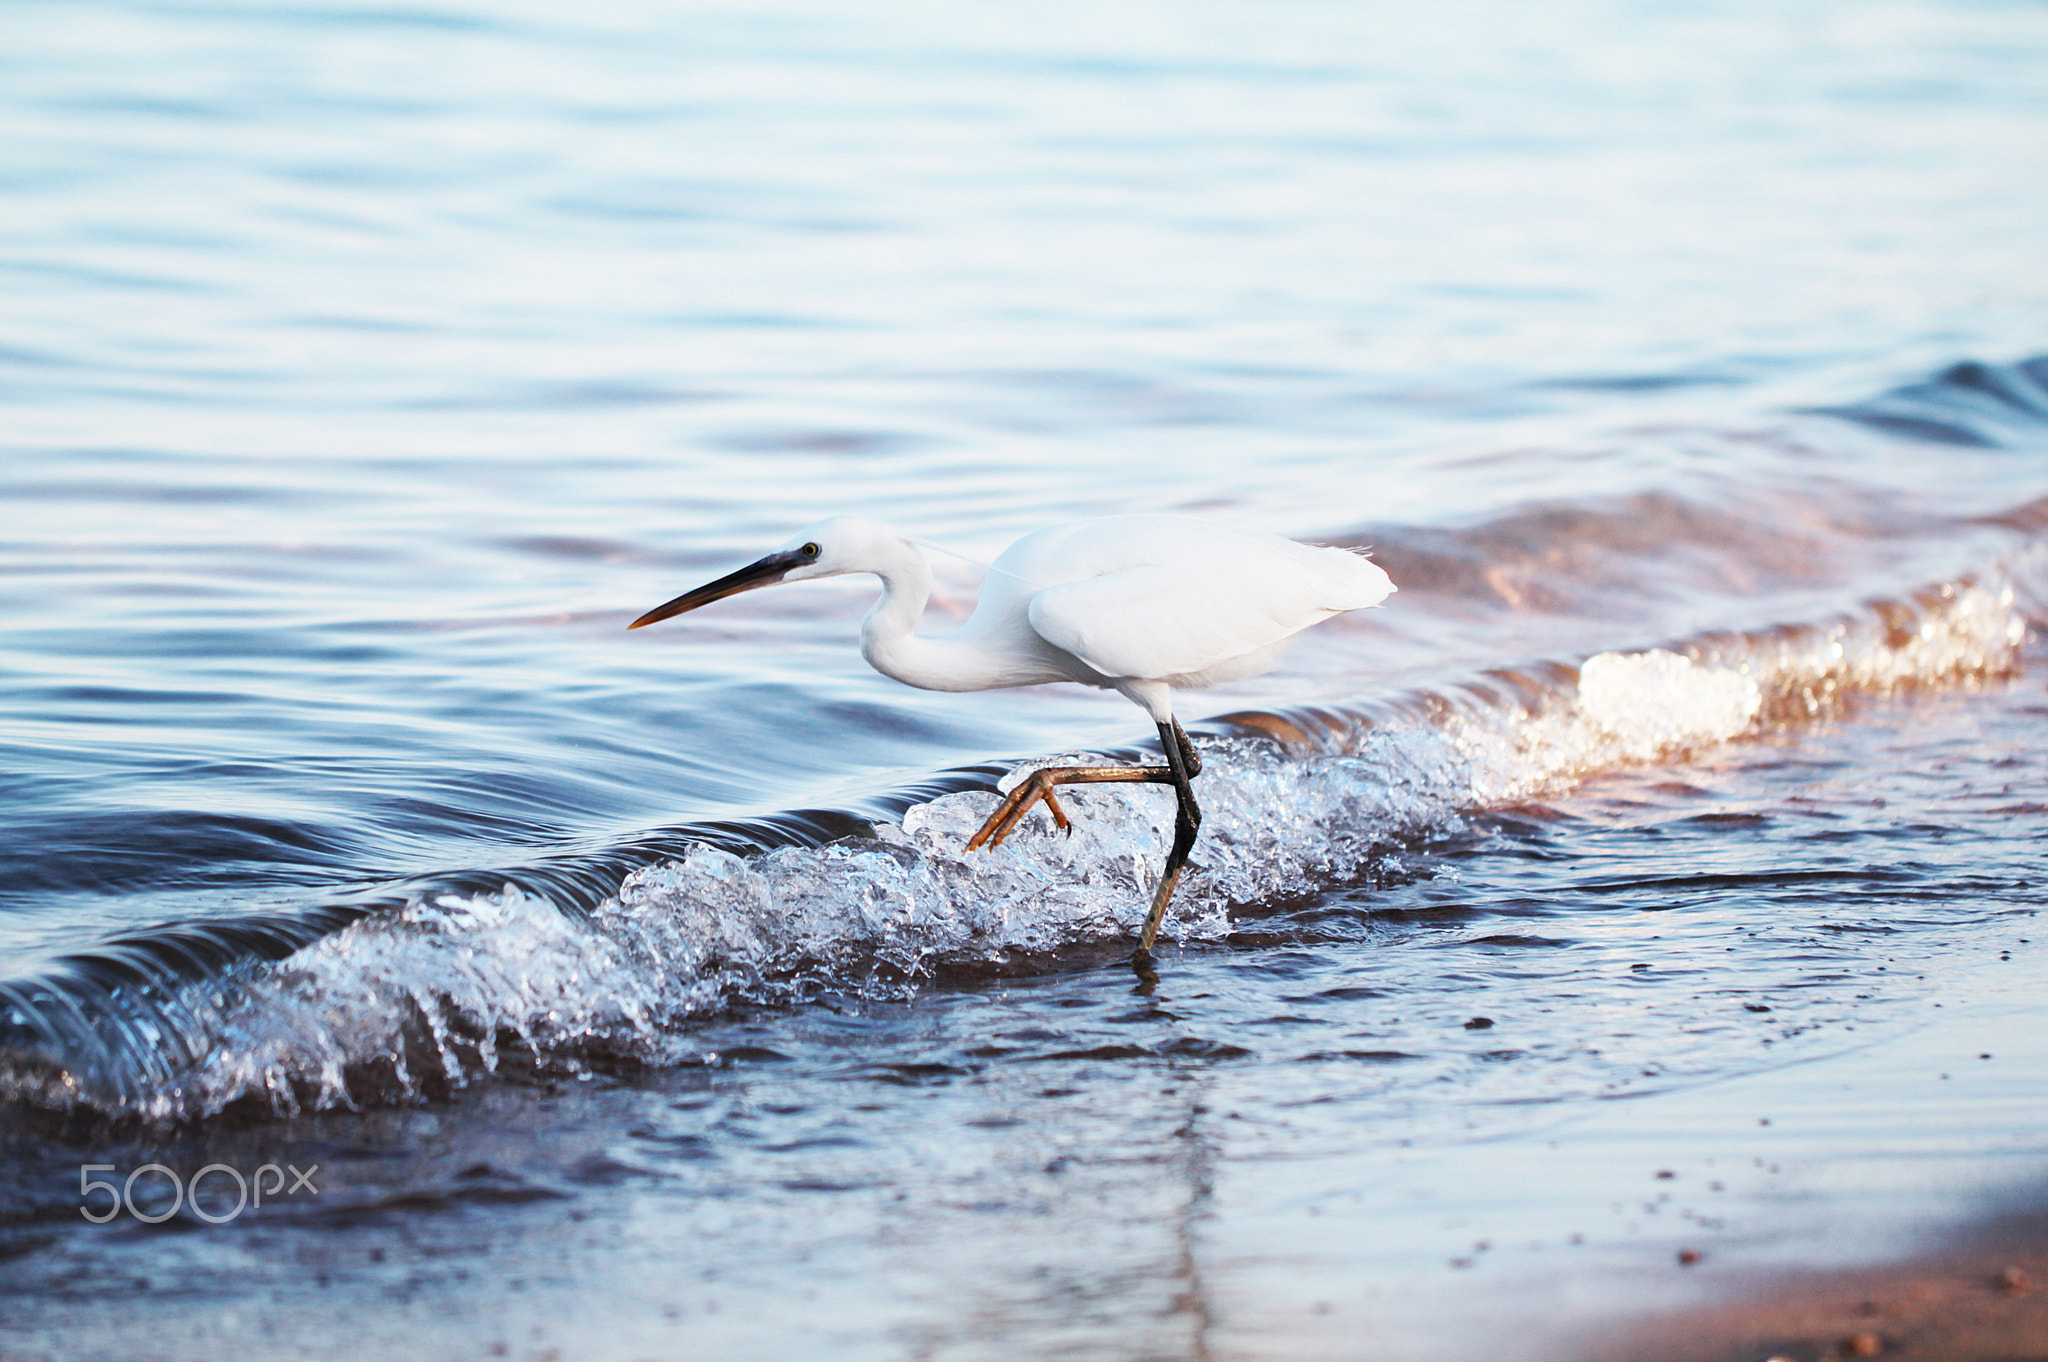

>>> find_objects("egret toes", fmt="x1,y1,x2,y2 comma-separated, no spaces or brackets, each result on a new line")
966,762,1172,851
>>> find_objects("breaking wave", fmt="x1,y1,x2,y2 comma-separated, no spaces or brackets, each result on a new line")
4,355,2046,1126
1,569,2030,1125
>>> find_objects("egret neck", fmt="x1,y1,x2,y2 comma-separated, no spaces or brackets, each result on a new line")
854,530,999,695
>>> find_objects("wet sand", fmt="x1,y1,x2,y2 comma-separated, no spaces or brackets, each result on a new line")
1578,1221,2048,1362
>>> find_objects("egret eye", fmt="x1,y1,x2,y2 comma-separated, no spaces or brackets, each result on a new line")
800,542,821,559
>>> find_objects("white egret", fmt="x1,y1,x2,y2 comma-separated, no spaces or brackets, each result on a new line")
628,515,1394,968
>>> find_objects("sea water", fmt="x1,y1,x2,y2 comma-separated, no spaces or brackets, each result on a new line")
2,1,2047,1358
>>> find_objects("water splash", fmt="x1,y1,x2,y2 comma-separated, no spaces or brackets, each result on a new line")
1446,579,2025,805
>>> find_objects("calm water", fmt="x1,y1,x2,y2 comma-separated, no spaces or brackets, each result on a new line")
3,0,2048,1357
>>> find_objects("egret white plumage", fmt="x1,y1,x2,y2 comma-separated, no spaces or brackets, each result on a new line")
628,515,1394,968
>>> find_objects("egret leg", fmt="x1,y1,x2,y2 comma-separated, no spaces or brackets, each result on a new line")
965,722,1205,968
1134,720,1202,964
1168,716,1202,778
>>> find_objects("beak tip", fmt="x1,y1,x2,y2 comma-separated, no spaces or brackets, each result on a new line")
625,547,803,635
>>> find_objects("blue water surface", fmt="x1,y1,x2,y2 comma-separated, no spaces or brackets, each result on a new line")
3,0,2048,1355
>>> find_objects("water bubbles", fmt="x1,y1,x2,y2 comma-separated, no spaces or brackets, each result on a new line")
45,733,1465,1122
1578,650,1761,753
1449,575,2027,804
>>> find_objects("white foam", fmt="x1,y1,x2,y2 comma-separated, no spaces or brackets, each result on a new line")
1452,578,2024,804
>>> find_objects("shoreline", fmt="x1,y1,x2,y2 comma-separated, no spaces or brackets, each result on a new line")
1573,1210,2048,1362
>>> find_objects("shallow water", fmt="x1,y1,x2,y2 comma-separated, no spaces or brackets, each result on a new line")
4,0,2048,1356
4,669,2045,1359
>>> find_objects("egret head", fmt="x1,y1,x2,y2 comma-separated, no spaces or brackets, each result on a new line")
627,516,906,629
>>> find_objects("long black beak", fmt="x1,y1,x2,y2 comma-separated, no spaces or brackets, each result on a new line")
628,548,808,630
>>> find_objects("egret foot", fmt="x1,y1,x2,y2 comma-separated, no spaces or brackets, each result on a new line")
966,762,1179,851
973,721,1205,975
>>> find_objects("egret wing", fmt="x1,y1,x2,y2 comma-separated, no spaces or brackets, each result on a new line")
1028,547,1386,681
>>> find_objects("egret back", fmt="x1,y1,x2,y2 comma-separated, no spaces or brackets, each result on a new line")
1014,517,1391,686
